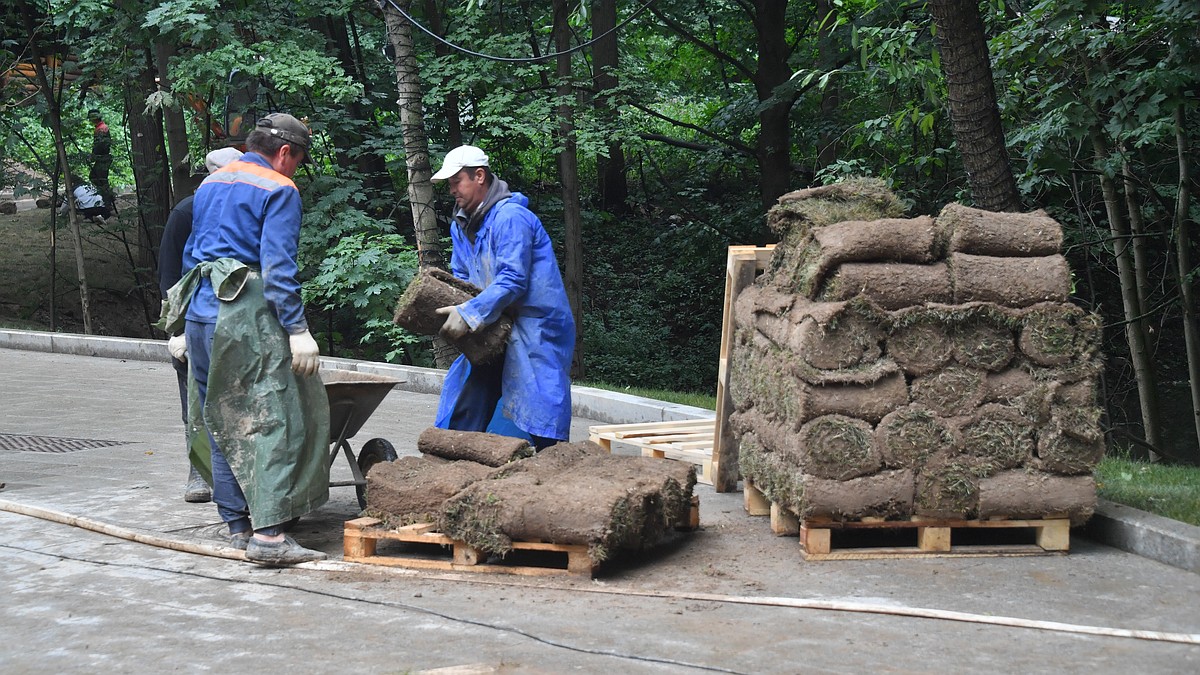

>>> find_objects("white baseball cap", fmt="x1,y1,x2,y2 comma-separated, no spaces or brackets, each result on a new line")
431,145,489,181
205,147,243,173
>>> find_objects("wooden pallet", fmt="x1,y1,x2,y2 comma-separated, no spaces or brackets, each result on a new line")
589,419,715,485
344,517,597,576
344,497,699,576
743,481,1071,560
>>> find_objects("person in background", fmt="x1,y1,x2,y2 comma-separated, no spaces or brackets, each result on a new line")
58,175,111,223
430,145,575,450
160,113,329,566
159,147,243,504
87,109,114,211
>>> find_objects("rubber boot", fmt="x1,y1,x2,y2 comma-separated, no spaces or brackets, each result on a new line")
183,465,212,503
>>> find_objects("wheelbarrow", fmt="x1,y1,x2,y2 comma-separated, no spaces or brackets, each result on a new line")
321,370,401,509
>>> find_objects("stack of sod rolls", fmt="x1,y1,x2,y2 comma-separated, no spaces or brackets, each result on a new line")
732,181,1101,525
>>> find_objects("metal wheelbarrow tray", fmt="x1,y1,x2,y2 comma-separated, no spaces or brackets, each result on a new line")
321,370,401,508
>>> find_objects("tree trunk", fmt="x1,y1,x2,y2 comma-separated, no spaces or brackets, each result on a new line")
1172,102,1200,458
554,0,585,378
24,4,91,333
127,49,172,274
753,0,794,219
1091,128,1162,459
592,0,627,213
423,0,463,148
816,0,840,170
384,0,456,369
154,41,194,203
927,0,1021,212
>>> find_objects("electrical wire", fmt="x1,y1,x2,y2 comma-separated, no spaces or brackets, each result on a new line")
379,0,659,63
1,542,744,674
2,499,1199,647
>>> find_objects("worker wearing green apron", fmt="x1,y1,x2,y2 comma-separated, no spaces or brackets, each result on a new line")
162,113,329,566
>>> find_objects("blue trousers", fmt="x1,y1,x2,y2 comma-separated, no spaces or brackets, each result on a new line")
448,359,562,451
185,320,281,536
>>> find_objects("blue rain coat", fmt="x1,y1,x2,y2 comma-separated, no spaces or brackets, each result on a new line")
434,193,575,440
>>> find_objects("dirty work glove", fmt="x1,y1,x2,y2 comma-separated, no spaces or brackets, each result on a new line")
289,330,320,377
167,334,188,362
436,305,471,340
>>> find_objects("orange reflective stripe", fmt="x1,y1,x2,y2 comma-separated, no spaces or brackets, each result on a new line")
209,160,296,192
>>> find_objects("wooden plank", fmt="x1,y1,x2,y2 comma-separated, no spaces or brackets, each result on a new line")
589,419,713,436
342,522,598,577
917,526,952,552
713,245,774,492
793,515,1072,560
770,502,799,536
801,546,1062,561
743,479,771,516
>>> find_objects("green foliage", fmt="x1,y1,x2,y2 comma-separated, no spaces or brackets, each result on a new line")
1096,456,1200,526
301,225,421,364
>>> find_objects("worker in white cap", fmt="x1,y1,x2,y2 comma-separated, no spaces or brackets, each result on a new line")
429,145,575,450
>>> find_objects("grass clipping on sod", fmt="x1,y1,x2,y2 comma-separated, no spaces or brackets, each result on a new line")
438,442,696,562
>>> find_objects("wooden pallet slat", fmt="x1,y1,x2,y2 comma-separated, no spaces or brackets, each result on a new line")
343,497,700,576
743,484,1072,560
589,419,716,485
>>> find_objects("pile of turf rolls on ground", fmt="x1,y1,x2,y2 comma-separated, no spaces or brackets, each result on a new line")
364,434,697,563
731,186,1102,525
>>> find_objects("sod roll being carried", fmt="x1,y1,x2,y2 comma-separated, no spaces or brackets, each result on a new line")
393,267,512,364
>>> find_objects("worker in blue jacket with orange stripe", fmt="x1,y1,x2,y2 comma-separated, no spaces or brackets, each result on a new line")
179,113,330,566
430,145,575,450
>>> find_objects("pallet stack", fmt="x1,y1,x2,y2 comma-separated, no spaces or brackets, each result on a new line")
730,183,1103,534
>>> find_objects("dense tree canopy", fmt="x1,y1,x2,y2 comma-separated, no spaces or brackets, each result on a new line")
2,0,1197,461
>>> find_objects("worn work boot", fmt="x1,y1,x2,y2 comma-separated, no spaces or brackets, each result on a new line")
245,535,327,566
229,531,251,551
183,466,212,503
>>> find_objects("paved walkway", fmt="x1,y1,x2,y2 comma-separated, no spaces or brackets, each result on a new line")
1,348,1197,673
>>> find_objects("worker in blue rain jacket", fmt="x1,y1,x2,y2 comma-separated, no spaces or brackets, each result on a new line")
430,145,575,450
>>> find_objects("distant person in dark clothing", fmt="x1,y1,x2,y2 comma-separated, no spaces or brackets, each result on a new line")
159,147,243,504
88,108,115,212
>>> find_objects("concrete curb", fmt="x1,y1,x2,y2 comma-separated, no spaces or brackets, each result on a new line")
1085,500,1200,574
3,328,1195,575
0,328,714,427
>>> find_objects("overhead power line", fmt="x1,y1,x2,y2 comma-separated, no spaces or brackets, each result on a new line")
378,0,658,63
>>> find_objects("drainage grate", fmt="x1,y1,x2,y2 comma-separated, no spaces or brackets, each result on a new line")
0,433,129,453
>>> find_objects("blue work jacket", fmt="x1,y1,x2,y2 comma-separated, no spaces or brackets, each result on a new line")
435,193,575,440
183,152,308,333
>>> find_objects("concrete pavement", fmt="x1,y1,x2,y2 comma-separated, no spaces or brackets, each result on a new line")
1,344,1198,673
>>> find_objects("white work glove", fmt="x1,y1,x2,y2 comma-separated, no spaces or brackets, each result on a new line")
436,305,471,340
289,329,321,377
167,334,188,362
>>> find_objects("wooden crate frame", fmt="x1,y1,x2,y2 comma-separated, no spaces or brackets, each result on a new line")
713,245,775,492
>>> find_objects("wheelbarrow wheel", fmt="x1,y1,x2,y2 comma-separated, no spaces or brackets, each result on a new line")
356,438,398,509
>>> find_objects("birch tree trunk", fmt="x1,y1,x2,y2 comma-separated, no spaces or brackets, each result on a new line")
1172,102,1200,456
24,4,91,333
1091,128,1162,458
382,0,456,368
